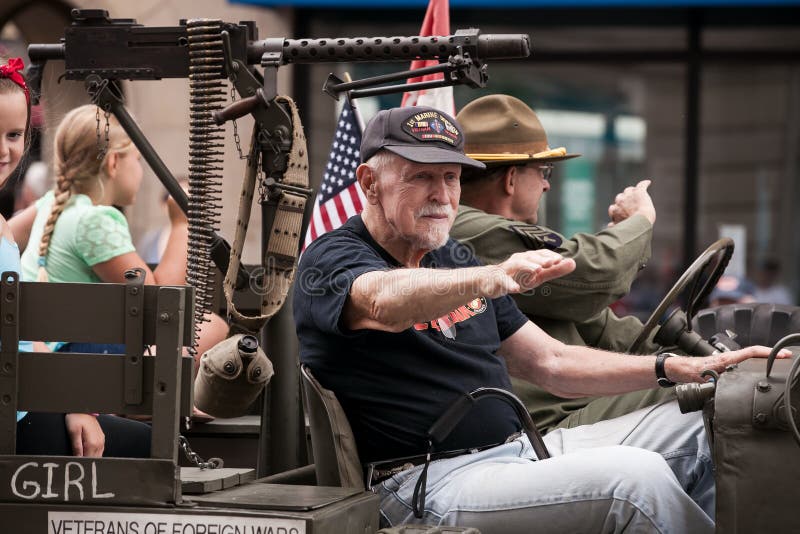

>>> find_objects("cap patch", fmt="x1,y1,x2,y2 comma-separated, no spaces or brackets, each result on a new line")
403,111,460,146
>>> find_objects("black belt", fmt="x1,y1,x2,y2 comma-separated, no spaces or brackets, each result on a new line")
365,432,523,488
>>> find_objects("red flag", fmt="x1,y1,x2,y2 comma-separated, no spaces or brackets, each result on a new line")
400,0,455,115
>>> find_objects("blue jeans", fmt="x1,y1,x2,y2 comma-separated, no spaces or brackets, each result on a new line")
376,400,713,534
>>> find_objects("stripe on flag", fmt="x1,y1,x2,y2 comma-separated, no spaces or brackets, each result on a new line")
303,99,363,249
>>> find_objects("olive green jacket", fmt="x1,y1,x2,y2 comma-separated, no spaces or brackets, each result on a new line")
451,205,660,431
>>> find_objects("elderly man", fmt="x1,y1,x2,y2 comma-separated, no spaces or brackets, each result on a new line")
452,94,670,432
294,106,778,533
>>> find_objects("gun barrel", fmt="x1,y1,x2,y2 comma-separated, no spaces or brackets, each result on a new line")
248,33,531,64
28,44,66,62
28,31,529,81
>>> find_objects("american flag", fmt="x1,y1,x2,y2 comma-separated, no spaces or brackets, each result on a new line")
303,99,365,248
400,0,455,115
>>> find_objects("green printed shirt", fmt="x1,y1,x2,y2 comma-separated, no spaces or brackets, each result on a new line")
21,191,136,283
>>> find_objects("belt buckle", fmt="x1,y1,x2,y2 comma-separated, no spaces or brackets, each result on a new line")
366,436,516,490
368,461,416,489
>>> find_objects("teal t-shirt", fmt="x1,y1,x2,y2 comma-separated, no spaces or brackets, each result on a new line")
0,236,33,422
21,191,136,283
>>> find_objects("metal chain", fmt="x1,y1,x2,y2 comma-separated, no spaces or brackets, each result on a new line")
230,84,246,160
256,154,267,202
95,106,103,159
103,106,111,150
95,105,111,160
179,435,223,470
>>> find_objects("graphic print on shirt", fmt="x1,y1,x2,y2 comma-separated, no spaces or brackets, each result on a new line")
413,297,488,333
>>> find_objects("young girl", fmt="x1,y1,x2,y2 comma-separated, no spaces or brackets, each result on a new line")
16,104,227,429
1,57,150,457
16,104,227,358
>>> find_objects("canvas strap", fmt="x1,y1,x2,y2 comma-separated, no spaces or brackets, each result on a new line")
223,96,308,333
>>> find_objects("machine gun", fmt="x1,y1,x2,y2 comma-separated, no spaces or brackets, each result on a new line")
28,8,530,340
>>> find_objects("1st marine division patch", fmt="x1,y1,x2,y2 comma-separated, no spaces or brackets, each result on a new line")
510,224,564,250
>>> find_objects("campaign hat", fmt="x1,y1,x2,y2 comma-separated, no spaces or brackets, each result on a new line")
457,94,580,166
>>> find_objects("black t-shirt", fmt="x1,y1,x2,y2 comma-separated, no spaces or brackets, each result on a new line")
293,215,529,463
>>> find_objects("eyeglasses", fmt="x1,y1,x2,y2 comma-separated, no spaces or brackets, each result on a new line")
532,164,554,181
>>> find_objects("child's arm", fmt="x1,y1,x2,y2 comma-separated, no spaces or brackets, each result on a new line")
8,204,37,250
92,251,158,283
91,245,183,286
92,195,188,286
152,194,189,286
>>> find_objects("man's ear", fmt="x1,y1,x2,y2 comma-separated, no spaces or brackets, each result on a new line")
502,166,517,197
356,164,379,204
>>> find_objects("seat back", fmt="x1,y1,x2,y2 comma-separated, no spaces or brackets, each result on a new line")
0,273,194,507
300,365,364,489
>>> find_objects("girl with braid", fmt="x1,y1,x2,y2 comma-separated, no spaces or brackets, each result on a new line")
17,104,227,363
0,59,149,457
21,104,188,294
17,104,226,423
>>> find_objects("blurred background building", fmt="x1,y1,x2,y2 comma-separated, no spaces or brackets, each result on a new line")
1,0,798,318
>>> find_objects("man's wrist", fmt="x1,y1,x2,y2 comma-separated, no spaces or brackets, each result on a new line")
478,265,508,298
655,353,677,387
635,210,656,225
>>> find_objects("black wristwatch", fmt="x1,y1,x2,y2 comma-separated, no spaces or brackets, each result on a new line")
655,353,677,388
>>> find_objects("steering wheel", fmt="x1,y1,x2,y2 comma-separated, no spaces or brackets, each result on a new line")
627,238,735,354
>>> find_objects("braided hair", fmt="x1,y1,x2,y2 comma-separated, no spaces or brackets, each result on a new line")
37,105,132,281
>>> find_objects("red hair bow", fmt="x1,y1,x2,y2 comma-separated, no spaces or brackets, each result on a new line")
0,57,30,104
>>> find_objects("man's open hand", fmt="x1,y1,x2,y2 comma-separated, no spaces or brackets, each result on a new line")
484,250,576,297
666,345,792,384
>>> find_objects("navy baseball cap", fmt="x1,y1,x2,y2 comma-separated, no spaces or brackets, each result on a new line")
360,106,486,169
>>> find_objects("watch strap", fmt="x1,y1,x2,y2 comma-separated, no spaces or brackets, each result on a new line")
656,353,677,388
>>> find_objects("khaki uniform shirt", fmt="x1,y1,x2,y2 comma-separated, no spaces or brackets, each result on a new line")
452,205,663,432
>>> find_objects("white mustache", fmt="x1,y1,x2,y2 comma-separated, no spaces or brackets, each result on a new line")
417,205,453,218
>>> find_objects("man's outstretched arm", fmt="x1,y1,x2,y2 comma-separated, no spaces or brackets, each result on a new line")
342,250,576,333
499,321,787,398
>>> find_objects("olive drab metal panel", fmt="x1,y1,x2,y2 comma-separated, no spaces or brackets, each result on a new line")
1,280,190,506
712,358,800,533
690,304,800,533
17,353,193,415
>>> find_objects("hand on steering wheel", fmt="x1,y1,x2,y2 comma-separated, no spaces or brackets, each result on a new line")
628,238,735,354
